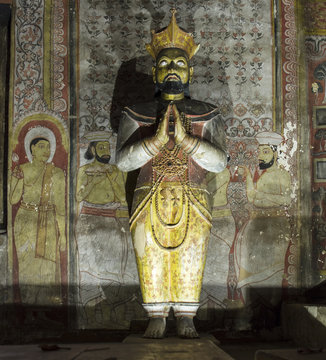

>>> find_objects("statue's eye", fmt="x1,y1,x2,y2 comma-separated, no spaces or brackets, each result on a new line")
159,60,168,66
177,60,185,66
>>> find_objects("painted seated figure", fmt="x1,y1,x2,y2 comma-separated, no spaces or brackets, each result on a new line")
116,9,227,338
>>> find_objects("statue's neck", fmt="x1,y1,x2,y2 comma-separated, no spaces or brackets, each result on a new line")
161,92,184,101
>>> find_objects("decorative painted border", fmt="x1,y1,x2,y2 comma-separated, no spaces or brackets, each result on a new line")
52,0,68,115
281,0,298,288
13,0,44,123
14,0,69,123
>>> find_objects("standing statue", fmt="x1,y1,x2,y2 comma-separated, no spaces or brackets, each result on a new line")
116,9,227,338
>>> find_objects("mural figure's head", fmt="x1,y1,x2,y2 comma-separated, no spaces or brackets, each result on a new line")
83,131,113,164
256,131,283,170
93,141,111,164
24,126,56,163
146,9,199,99
258,144,277,169
30,138,50,163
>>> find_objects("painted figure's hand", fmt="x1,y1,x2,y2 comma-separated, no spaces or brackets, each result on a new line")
12,165,23,179
173,104,187,145
237,165,249,177
155,105,170,147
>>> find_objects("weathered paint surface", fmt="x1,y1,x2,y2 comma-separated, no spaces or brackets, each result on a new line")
1,0,308,334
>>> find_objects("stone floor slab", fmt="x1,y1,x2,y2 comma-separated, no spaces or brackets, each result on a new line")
123,333,220,345
0,337,234,360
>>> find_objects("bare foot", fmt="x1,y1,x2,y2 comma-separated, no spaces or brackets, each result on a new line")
143,317,166,339
176,316,199,338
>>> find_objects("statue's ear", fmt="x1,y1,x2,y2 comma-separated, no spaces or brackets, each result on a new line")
91,145,96,156
152,66,156,84
189,67,194,83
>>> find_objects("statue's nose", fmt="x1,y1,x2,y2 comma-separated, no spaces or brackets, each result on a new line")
168,61,176,70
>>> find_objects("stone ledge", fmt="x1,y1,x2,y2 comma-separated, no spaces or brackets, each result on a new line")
255,349,326,360
282,303,326,349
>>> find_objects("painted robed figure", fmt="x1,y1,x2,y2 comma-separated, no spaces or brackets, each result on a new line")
10,126,66,307
117,10,227,338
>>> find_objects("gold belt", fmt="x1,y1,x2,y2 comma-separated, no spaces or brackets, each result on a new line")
20,201,55,212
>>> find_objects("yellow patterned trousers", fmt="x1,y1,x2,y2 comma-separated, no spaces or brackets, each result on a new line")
130,183,211,316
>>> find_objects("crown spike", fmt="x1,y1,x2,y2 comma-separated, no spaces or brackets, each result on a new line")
145,8,200,60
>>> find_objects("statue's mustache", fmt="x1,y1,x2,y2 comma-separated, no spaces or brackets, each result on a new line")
163,73,182,82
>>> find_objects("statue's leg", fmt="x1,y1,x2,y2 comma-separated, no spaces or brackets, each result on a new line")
131,211,171,338
170,210,211,338
143,303,170,339
173,303,199,338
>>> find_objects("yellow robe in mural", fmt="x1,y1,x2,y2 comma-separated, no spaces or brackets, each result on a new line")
11,162,65,305
76,163,132,306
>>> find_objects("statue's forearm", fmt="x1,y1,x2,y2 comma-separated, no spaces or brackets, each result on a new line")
117,136,227,173
117,140,152,172
180,135,227,173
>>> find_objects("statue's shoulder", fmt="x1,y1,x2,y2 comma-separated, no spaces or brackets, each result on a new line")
184,99,219,122
123,101,158,124
122,98,220,123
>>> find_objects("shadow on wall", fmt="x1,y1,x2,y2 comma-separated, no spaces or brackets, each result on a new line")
110,57,155,133
0,284,314,343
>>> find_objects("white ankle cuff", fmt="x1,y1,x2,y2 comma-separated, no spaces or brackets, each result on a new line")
142,303,170,317
171,302,199,317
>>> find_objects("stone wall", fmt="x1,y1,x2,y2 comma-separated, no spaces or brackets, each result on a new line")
0,0,308,336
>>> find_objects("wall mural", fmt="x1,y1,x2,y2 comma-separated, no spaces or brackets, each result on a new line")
9,113,69,326
8,0,70,331
77,0,298,330
75,132,141,328
306,35,326,275
13,0,44,122
5,0,299,334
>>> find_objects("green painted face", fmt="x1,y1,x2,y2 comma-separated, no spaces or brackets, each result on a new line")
95,141,110,158
153,48,193,94
31,140,50,163
258,145,274,164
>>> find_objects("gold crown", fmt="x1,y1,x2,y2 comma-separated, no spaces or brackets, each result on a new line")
145,9,200,60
